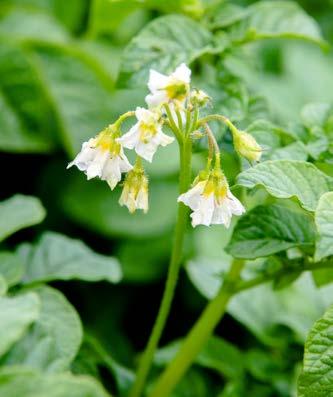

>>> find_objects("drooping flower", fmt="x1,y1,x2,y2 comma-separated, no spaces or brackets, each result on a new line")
178,169,245,228
117,107,174,162
67,128,132,190
232,129,262,162
145,63,191,109
119,162,149,213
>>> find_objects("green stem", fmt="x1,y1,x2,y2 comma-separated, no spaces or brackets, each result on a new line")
148,259,245,397
197,114,238,135
129,137,193,397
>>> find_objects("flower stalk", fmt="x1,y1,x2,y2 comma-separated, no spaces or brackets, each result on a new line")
129,135,192,397
148,259,245,397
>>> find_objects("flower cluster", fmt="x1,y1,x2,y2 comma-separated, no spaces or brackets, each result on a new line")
68,63,262,227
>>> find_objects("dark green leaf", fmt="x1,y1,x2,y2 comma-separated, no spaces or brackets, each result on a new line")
120,15,214,87
226,204,315,259
298,304,333,397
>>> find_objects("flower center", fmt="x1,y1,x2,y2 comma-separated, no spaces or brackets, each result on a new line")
96,133,121,155
202,173,228,203
165,79,188,101
139,120,159,143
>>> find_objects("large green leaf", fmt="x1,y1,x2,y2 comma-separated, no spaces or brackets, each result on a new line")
315,192,333,261
0,252,24,287
0,292,40,357
4,286,82,372
120,14,214,87
298,304,333,397
62,175,178,238
0,367,109,397
231,1,327,48
19,232,122,285
237,160,333,211
0,195,46,242
226,204,315,259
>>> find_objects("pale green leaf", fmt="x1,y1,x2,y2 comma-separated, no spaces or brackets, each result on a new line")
226,204,315,259
0,276,7,296
20,232,122,285
0,252,24,287
205,2,247,29
231,1,327,48
315,192,333,261
4,286,82,372
0,7,69,43
237,160,333,211
298,304,333,397
270,142,308,161
0,366,110,397
0,195,46,242
120,14,214,87
0,293,40,357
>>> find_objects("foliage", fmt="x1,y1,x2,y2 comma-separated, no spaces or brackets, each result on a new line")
1,0,333,396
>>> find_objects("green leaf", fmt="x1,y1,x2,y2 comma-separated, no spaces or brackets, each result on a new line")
0,276,7,296
120,14,214,87
29,44,115,154
226,204,315,259
0,252,24,287
0,42,56,153
0,195,46,242
0,7,69,43
0,292,40,357
205,2,247,30
301,102,333,129
298,304,333,397
0,366,110,397
4,286,82,372
155,336,243,379
62,175,178,238
20,232,122,285
314,192,333,261
231,1,327,48
270,142,308,161
237,160,333,211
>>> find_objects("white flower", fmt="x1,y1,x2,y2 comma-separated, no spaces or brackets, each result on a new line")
145,63,191,108
178,175,245,228
67,131,132,190
117,107,174,162
119,167,149,213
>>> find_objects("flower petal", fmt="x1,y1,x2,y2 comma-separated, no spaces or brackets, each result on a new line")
172,63,191,83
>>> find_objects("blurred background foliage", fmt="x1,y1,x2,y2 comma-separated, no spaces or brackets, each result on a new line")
1,0,333,396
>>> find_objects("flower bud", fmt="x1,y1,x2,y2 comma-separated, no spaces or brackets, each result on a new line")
232,129,262,162
119,163,149,213
190,89,210,107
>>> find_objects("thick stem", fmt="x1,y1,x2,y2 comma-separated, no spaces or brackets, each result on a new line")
129,138,193,397
148,259,244,397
